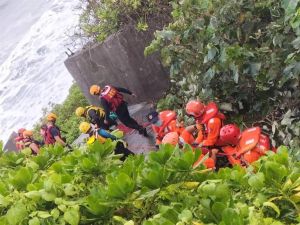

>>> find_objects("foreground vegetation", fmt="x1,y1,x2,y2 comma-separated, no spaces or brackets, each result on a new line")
0,141,299,225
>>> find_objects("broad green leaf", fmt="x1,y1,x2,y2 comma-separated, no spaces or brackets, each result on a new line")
199,182,216,197
64,207,80,225
248,172,265,190
222,208,243,225
178,209,193,222
29,217,40,225
51,208,60,219
215,183,230,201
0,195,9,207
26,161,39,172
0,182,9,196
292,37,300,49
37,211,52,218
149,145,174,164
204,45,217,63
107,172,135,198
80,158,95,172
124,221,135,225
212,202,227,220
64,184,78,196
282,0,300,19
265,161,288,183
263,202,280,217
40,190,56,202
85,199,111,216
249,63,261,76
159,206,179,223
10,167,33,190
157,30,175,40
139,162,165,189
25,191,41,201
6,203,27,225
235,203,249,218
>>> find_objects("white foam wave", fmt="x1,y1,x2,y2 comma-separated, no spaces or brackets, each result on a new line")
0,0,81,142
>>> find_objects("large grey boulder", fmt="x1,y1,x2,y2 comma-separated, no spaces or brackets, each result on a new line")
64,25,170,105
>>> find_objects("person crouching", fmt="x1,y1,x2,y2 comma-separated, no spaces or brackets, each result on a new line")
79,122,133,161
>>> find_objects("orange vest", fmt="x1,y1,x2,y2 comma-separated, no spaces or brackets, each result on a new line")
100,86,124,111
194,102,225,146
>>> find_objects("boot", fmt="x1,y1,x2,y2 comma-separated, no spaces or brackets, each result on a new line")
138,127,148,137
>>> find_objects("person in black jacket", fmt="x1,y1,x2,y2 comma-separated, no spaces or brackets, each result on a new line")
75,105,117,130
89,84,147,136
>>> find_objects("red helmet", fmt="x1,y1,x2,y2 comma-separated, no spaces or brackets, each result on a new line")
185,100,205,118
219,124,241,146
159,110,176,122
18,128,26,135
162,132,179,146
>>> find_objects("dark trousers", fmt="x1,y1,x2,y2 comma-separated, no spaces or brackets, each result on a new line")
115,142,134,161
97,117,109,130
115,102,143,131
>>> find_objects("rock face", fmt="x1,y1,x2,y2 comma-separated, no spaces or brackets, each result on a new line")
64,25,170,105
3,132,18,152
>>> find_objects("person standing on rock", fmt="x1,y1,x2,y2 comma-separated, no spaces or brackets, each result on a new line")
89,84,148,136
42,113,69,147
15,128,26,150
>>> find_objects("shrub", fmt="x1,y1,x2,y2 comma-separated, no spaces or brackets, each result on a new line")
79,0,171,42
33,84,89,144
145,0,300,147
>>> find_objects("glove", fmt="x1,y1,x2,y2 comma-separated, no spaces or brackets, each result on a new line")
117,140,128,148
192,142,202,148
196,124,205,131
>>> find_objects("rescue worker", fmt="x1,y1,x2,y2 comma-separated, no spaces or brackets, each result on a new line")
185,100,226,147
75,105,117,130
22,130,40,154
43,113,68,147
161,132,216,169
219,124,273,166
14,128,26,150
89,84,147,136
79,122,133,161
147,110,184,147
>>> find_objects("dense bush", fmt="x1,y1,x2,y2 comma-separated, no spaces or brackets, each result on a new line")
0,140,299,224
33,84,89,144
79,0,171,42
145,0,300,146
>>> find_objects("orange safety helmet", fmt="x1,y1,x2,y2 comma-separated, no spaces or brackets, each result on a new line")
162,132,179,146
219,124,241,146
186,100,205,118
90,85,101,95
243,150,261,164
23,130,33,138
47,113,57,121
159,110,176,122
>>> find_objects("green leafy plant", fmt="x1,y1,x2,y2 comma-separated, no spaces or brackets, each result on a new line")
0,140,299,224
145,0,300,145
33,83,89,144
79,0,171,42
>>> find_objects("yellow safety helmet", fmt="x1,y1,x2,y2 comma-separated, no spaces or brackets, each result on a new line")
79,122,91,134
87,136,96,145
90,85,101,95
75,107,85,117
47,113,57,121
23,130,33,138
